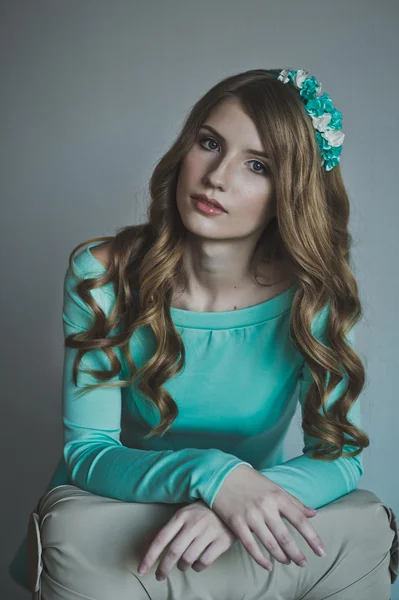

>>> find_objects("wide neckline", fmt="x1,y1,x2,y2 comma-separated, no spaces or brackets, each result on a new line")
83,241,299,330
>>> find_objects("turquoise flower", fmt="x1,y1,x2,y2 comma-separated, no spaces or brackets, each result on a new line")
306,97,328,118
273,68,345,171
299,76,321,100
328,108,343,130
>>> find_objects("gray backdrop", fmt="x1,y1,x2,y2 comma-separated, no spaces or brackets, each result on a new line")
1,1,398,598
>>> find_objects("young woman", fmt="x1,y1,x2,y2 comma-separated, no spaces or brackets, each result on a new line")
10,68,398,599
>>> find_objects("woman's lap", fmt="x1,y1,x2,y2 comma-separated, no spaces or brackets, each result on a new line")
27,484,398,600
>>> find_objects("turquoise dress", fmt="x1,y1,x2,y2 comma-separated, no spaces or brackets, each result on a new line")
9,241,363,590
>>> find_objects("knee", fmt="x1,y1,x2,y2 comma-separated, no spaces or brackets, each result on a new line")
34,484,90,545
349,488,398,584
36,484,90,518
360,490,395,549
27,484,152,598
27,484,81,594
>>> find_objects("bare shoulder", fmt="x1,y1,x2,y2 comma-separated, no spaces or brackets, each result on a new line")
90,241,112,269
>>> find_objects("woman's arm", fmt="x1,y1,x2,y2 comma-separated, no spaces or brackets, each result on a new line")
62,264,253,507
259,314,363,510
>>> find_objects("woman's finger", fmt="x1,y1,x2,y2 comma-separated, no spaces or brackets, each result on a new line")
287,493,317,515
155,523,212,578
280,501,326,558
176,529,216,572
138,516,184,574
263,509,308,566
249,518,292,565
191,537,231,572
231,520,273,571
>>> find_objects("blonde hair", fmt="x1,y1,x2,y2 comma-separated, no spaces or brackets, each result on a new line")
66,68,369,461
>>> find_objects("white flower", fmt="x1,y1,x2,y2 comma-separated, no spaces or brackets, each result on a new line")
322,128,345,147
277,69,291,83
294,69,311,89
311,113,332,133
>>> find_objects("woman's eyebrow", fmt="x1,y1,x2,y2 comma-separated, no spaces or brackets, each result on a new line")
199,124,271,161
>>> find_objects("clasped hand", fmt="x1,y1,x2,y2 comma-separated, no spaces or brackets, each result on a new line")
137,465,325,580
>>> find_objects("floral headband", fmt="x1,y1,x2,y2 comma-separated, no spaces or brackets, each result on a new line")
264,69,345,172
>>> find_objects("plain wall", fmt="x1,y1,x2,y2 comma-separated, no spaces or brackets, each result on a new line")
1,0,398,598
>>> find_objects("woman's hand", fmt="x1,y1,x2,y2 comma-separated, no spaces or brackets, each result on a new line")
212,465,324,571
137,500,237,580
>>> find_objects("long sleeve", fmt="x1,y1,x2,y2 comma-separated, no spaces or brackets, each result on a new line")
62,263,252,507
259,305,364,509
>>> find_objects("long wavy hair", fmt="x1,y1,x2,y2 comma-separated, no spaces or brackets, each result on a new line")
66,67,369,460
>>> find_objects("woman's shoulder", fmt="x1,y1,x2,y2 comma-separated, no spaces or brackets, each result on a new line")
89,241,112,269
69,241,112,278
65,241,114,296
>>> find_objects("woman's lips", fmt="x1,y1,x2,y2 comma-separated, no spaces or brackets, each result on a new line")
190,194,227,212
191,197,227,215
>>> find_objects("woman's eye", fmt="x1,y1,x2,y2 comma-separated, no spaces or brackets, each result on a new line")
248,159,267,174
198,136,268,175
199,136,219,151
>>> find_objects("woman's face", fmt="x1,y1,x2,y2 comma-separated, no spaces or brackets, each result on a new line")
176,97,275,242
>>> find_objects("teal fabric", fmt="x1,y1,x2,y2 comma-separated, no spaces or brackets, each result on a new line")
9,241,363,590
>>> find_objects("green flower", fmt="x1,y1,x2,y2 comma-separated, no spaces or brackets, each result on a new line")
270,69,345,171
306,97,328,118
327,108,343,130
300,76,321,100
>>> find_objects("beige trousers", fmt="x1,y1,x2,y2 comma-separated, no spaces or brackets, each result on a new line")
27,484,398,600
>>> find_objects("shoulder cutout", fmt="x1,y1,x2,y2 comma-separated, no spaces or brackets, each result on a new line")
90,241,112,269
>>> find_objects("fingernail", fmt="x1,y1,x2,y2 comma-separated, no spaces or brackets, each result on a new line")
316,546,326,557
156,574,165,581
138,564,147,575
298,559,307,567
